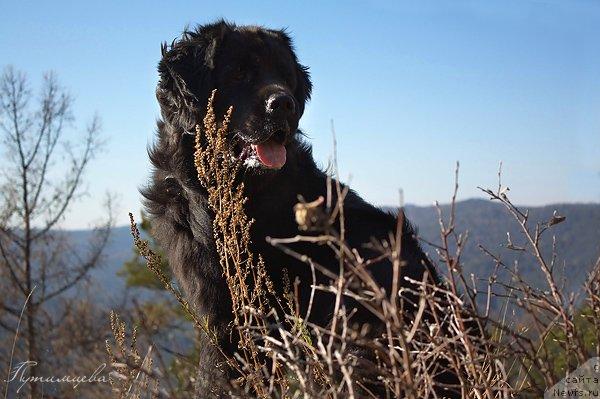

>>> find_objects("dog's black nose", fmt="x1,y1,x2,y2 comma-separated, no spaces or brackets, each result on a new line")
266,93,296,117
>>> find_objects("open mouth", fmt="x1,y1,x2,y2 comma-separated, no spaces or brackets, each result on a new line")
237,129,287,169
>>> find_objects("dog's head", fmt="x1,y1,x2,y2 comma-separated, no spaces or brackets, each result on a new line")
157,20,312,170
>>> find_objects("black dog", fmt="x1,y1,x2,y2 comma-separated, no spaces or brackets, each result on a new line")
144,20,458,398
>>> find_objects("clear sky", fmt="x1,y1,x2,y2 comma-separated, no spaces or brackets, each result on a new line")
1,1,599,229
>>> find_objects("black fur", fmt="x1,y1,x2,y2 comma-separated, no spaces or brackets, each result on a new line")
144,20,459,398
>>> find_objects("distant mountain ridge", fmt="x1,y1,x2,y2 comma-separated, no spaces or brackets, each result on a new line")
80,199,600,308
400,199,600,301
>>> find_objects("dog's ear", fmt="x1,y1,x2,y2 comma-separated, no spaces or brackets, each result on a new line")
272,29,313,117
294,63,312,117
156,21,229,130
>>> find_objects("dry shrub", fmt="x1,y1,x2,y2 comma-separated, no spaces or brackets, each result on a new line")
107,93,600,398
106,311,160,399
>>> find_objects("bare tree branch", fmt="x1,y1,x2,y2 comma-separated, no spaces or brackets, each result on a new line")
0,65,109,398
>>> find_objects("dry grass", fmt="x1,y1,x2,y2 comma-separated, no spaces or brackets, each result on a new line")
107,93,600,398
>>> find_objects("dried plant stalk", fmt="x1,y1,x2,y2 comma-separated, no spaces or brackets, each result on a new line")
194,89,282,396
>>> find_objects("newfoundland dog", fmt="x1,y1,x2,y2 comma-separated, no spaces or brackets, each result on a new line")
144,20,459,398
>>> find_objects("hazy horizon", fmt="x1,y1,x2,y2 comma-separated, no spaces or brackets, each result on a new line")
55,198,599,232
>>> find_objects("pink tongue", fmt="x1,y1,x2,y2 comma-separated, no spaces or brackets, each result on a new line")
252,140,287,169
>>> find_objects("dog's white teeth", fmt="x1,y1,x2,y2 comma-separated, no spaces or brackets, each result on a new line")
236,144,262,168
238,145,257,160
243,155,261,168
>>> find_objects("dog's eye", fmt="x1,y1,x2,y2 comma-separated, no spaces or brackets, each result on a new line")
231,66,248,83
286,68,297,88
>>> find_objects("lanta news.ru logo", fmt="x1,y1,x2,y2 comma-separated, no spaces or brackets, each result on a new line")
546,358,600,398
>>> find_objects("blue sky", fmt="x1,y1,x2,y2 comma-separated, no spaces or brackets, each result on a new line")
1,1,599,229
